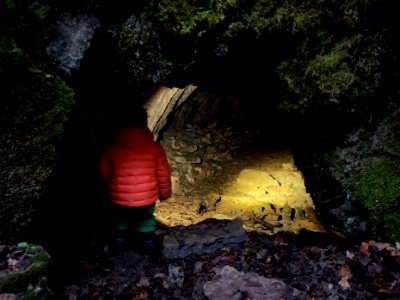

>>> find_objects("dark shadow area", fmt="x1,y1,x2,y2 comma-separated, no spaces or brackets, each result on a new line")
32,28,139,278
34,108,111,278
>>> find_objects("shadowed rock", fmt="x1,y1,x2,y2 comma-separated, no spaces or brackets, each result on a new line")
203,265,308,300
162,218,247,259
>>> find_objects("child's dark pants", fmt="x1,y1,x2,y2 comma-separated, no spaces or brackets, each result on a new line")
111,203,157,254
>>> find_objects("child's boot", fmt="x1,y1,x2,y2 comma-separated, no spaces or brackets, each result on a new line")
112,228,128,255
140,231,160,259
114,237,126,254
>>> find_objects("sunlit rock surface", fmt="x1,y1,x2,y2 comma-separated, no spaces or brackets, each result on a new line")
155,146,326,236
144,84,197,140
145,86,326,236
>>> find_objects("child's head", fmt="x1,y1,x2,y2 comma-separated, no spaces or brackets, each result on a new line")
120,105,148,127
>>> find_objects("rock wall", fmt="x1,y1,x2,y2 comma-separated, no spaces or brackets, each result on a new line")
158,91,257,196
143,85,256,196
304,101,400,242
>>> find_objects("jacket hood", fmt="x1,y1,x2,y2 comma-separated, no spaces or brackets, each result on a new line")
115,126,155,147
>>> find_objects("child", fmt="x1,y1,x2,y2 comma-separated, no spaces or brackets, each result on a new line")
99,106,171,255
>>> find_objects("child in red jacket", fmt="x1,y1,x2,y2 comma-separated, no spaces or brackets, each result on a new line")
99,106,172,255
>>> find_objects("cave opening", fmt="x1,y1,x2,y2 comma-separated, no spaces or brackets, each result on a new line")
37,24,342,268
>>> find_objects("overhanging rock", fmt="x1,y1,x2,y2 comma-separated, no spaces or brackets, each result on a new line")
144,84,198,140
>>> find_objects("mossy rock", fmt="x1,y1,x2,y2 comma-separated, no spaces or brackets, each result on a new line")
351,157,400,242
0,244,52,299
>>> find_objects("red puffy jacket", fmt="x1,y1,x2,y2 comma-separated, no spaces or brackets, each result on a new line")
99,126,172,207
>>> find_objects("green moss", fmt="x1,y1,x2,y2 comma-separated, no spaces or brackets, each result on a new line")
242,0,276,36
0,19,75,242
305,49,348,77
275,36,360,114
243,0,332,36
351,157,400,242
156,0,237,35
0,244,51,298
5,0,17,10
0,36,23,55
29,65,75,143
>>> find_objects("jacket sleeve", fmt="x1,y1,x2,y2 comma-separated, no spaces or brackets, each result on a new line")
155,144,172,200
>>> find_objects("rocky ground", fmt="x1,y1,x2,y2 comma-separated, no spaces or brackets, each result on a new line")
1,140,399,300
49,140,400,300
53,226,400,300
1,225,400,300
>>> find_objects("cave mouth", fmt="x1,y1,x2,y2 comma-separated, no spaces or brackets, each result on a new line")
39,81,327,264
37,27,337,261
141,86,327,236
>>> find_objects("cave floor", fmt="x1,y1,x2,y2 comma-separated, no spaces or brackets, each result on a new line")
155,146,326,236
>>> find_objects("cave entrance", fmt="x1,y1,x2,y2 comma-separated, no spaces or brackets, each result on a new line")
143,85,326,235
41,81,326,267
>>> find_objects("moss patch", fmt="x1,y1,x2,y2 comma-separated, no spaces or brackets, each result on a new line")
0,32,75,242
351,157,400,242
346,158,400,241
0,244,51,299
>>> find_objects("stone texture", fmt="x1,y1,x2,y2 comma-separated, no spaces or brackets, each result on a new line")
203,265,308,300
144,84,197,140
162,219,247,259
155,142,326,236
